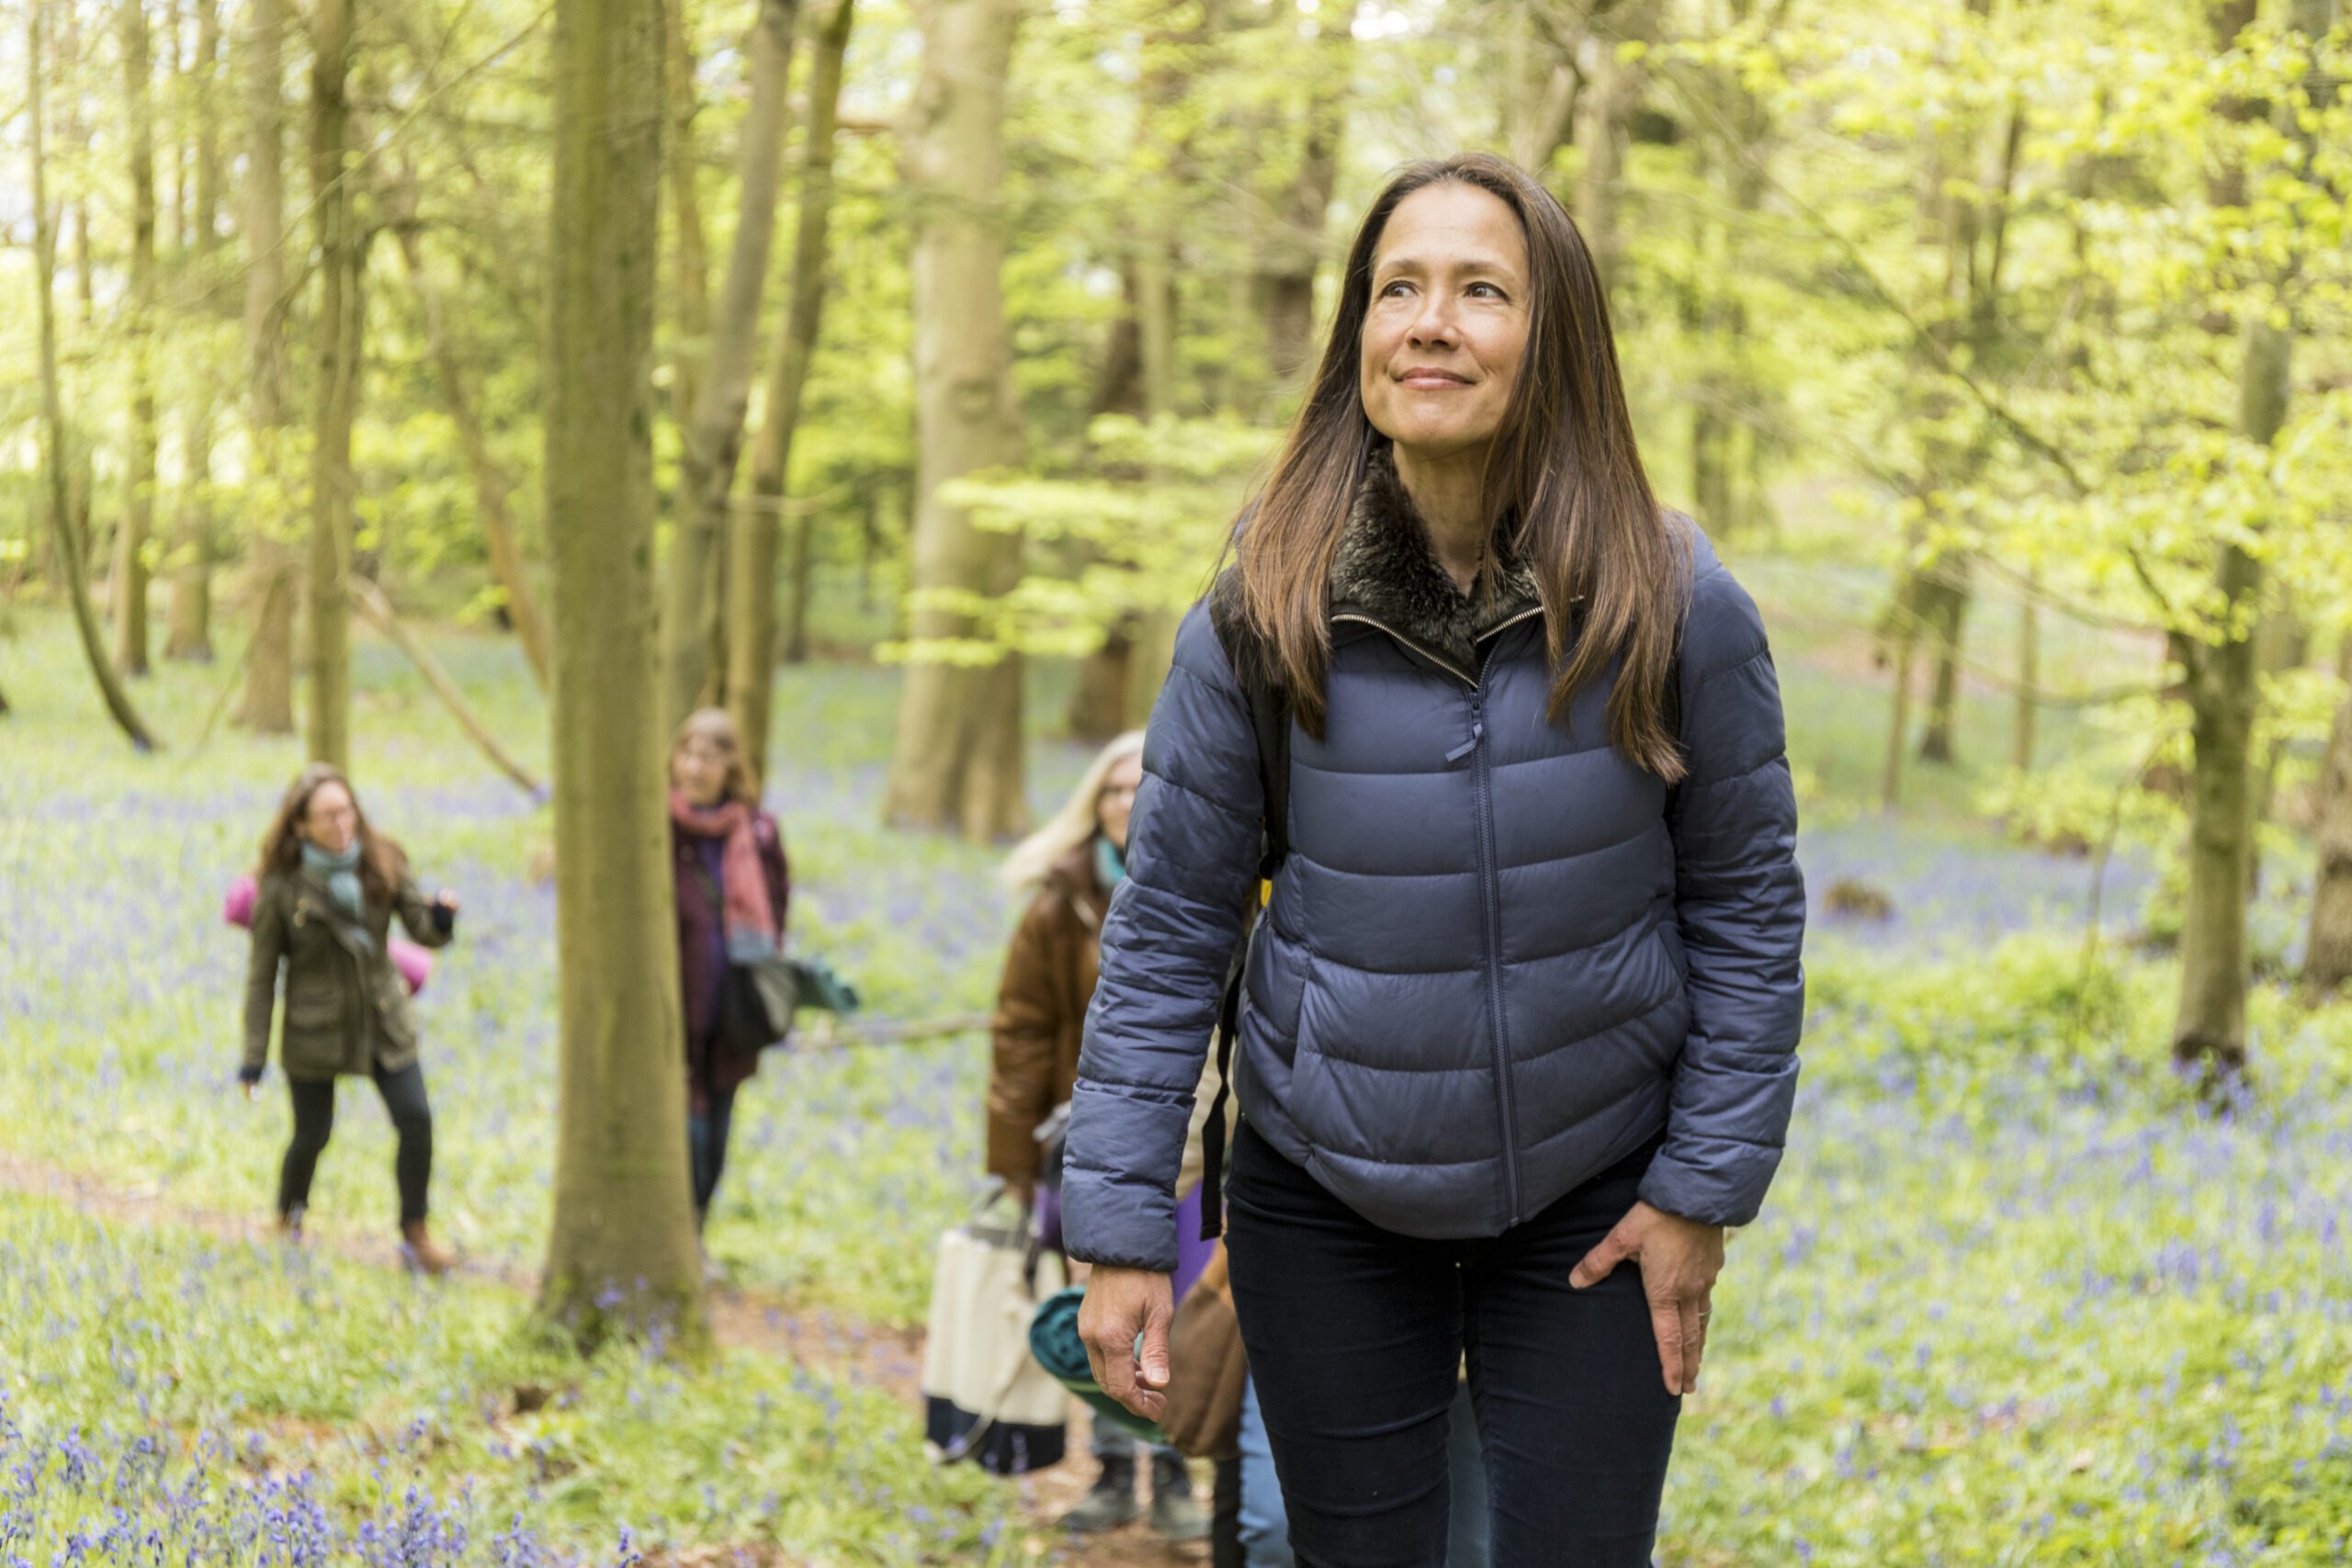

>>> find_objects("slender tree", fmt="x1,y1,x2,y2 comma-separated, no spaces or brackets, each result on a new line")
539,0,707,1345
305,0,360,772
28,0,162,750
659,0,803,726
166,0,226,660
731,0,856,777
238,0,296,732
883,0,1028,840
116,0,161,678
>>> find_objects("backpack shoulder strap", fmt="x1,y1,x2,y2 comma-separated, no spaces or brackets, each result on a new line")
1206,572,1290,881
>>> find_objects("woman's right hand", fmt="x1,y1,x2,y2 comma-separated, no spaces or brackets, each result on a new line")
1079,1265,1175,1421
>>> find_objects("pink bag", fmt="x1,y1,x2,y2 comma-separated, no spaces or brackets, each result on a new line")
223,874,432,996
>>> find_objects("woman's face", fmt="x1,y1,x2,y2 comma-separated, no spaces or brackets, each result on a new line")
1097,753,1144,853
672,736,731,809
300,782,359,854
1357,182,1532,464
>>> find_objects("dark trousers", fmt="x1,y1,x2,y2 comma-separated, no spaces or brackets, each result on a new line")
688,1079,740,1219
1225,1119,1679,1568
278,1061,434,1227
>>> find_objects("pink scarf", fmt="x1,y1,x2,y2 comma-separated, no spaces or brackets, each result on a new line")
669,792,776,953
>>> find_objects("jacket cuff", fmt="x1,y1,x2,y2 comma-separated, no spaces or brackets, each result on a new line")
238,1063,265,1087
1636,1141,1777,1229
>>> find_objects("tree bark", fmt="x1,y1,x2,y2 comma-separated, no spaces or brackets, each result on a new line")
2172,0,2324,1077
730,0,855,780
306,0,359,772
1573,0,1659,299
664,0,713,432
883,0,1028,840
1257,0,1358,389
539,0,707,1347
28,2,162,751
116,0,160,679
2305,641,2352,995
392,214,554,690
167,0,225,661
238,0,295,733
659,0,801,728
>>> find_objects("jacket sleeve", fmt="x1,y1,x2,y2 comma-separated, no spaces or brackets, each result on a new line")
986,892,1066,1186
1061,602,1267,1271
1637,556,1809,1229
393,876,456,950
243,882,287,1076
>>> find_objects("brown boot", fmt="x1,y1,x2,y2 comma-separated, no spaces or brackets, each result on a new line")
275,1204,307,1246
400,1220,456,1277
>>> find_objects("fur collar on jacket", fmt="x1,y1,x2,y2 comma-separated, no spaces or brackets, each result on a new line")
1328,439,1541,675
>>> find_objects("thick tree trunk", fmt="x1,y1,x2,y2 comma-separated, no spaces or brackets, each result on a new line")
393,219,554,690
883,0,1027,840
239,0,295,733
2305,642,2352,995
167,0,225,661
306,0,359,772
117,0,160,679
539,0,707,1347
28,3,161,750
659,0,801,728
730,0,855,780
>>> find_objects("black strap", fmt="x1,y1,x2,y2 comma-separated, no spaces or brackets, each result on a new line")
1196,913,1251,1243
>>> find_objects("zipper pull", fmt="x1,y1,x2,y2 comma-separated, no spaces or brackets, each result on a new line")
1445,721,1485,764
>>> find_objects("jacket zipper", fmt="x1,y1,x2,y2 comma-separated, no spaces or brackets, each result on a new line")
1335,604,1540,1225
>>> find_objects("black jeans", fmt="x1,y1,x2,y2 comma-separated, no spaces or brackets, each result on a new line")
278,1061,435,1227
1225,1118,1679,1568
688,1079,740,1220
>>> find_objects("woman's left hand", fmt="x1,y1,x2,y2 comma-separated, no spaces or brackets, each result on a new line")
1569,1201,1724,1396
435,890,460,911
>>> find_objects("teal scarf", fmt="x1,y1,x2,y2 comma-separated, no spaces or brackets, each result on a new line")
1094,834,1127,897
300,840,373,950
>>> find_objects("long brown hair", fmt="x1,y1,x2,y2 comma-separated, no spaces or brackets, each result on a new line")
256,763,410,906
1232,151,1691,780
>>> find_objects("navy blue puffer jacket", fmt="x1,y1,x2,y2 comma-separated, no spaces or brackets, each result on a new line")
1062,447,1807,1272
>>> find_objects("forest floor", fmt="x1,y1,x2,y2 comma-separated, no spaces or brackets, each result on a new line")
8,598,2352,1563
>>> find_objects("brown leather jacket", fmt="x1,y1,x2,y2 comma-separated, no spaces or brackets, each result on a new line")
986,842,1109,1186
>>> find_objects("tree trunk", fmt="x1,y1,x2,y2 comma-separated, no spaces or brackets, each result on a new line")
116,0,160,679
659,0,800,728
883,0,1028,840
1257,0,1358,389
664,0,713,432
2172,0,2322,1077
393,217,554,690
306,0,359,772
167,0,225,661
1917,554,1972,764
539,0,707,1347
2305,641,2352,995
730,0,854,780
28,1,161,750
239,0,295,733
1573,0,1658,299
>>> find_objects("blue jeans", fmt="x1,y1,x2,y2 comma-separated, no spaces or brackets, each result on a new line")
1238,1376,1490,1567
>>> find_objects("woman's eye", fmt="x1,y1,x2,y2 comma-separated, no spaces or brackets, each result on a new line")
1468,282,1503,299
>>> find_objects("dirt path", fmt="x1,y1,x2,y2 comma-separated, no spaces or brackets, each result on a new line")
0,1155,1204,1568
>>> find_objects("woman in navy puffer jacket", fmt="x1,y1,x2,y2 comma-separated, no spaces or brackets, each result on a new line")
1066,152,1807,1567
